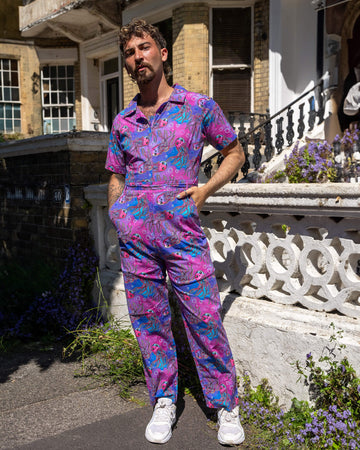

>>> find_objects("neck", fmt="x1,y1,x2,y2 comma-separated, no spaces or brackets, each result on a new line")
138,73,173,107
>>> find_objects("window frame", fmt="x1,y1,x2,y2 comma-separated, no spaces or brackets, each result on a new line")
0,58,21,134
41,64,76,134
209,5,254,114
100,55,121,132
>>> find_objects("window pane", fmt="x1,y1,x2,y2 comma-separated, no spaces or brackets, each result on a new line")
59,79,66,91
4,88,10,101
0,119,4,131
14,105,20,118
69,118,76,130
11,71,19,86
213,8,251,65
60,106,67,117
59,92,66,103
12,88,19,101
68,92,74,103
43,66,49,78
3,72,10,86
67,79,74,91
58,66,65,77
44,108,50,118
5,104,12,118
44,93,49,104
51,93,58,104
60,118,68,130
50,66,57,78
51,79,58,90
14,120,21,132
67,66,74,77
6,119,12,130
0,105,3,118
52,119,59,132
53,107,59,118
11,60,17,71
3,60,9,70
103,58,118,76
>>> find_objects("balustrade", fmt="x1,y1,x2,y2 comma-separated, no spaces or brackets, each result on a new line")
85,183,360,320
201,80,327,180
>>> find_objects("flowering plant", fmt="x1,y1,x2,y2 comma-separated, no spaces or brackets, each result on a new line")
283,140,337,183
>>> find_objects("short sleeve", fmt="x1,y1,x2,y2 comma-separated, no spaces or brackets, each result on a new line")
202,99,237,151
105,122,126,174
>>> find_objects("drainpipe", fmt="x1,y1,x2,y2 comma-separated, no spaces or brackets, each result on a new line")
316,7,325,80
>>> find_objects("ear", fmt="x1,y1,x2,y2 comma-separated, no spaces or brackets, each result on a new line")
161,48,168,62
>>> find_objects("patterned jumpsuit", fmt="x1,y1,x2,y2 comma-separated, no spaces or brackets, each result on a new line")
106,84,239,411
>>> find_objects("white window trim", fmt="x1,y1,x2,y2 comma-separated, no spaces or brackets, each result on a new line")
209,5,254,112
0,58,21,134
41,64,76,134
99,53,121,132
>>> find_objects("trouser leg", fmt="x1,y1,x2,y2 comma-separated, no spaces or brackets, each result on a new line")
123,272,178,407
171,274,239,411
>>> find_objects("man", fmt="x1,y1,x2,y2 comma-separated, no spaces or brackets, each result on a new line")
106,18,245,446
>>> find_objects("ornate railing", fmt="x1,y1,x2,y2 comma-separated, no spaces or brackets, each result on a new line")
201,80,325,180
84,183,360,320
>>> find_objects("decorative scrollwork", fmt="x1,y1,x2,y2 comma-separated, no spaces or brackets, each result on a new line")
201,212,360,319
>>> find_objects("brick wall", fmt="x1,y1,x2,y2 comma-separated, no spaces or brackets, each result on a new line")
254,0,270,113
173,3,209,95
0,132,111,264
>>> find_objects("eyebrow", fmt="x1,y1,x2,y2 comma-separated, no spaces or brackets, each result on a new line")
125,40,152,52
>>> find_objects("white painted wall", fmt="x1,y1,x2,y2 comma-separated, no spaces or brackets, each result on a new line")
269,0,318,116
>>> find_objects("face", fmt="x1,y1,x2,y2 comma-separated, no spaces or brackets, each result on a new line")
124,33,168,85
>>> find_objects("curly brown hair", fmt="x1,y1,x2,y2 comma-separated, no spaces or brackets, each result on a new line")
119,18,171,80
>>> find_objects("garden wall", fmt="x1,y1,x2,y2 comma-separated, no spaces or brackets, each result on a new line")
0,131,110,263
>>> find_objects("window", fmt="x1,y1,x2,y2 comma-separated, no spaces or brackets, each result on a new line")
211,8,252,116
41,65,76,134
101,57,120,131
155,18,173,86
0,59,21,134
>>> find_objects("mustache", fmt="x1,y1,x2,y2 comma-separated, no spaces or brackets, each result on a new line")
135,63,153,74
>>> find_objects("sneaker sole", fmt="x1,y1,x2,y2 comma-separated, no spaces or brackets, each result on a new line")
145,428,172,444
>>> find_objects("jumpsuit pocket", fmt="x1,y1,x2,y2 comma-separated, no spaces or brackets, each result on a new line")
108,190,127,220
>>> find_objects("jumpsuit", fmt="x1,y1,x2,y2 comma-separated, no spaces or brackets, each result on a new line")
106,84,239,411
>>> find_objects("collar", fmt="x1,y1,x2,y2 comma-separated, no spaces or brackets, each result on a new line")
122,84,187,118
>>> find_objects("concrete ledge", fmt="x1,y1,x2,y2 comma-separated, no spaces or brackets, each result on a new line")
0,131,109,158
221,294,360,408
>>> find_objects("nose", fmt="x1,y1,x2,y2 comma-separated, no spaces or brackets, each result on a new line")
134,48,143,62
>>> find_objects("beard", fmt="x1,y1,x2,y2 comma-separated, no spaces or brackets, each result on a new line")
134,64,156,85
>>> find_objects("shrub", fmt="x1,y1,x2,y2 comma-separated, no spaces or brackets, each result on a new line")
1,242,98,341
283,141,336,183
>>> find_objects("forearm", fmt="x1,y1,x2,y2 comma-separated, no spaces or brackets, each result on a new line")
108,173,125,209
201,143,244,198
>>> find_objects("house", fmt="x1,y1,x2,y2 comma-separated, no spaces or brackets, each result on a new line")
0,1,357,141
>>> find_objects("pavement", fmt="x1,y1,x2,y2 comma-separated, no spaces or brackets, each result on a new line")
0,343,241,450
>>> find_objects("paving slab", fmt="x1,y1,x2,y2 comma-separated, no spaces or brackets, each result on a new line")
0,344,229,450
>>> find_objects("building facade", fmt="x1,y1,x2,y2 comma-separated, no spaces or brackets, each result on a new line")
0,0,358,140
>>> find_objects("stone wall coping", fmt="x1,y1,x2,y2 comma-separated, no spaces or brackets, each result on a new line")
0,131,110,158
84,182,360,218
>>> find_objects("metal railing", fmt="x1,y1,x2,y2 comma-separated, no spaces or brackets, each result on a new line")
201,80,325,180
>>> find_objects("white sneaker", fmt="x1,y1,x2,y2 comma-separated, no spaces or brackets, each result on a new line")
145,397,176,444
217,406,245,446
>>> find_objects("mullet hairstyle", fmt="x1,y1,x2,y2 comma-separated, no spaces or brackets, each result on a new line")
119,18,171,80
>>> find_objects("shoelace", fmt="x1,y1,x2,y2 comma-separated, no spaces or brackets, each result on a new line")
219,409,237,424
153,402,174,421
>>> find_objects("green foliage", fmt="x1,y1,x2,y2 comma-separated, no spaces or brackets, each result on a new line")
295,322,360,421
64,316,144,398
